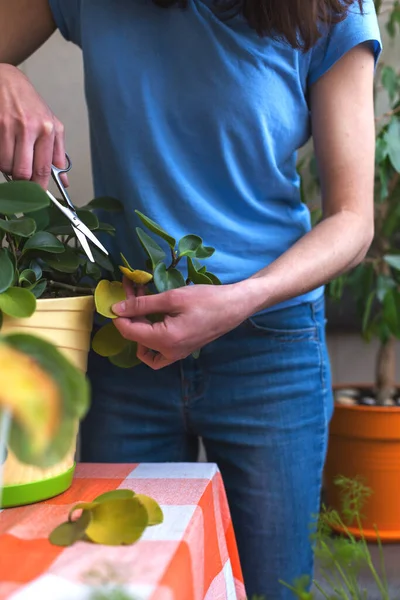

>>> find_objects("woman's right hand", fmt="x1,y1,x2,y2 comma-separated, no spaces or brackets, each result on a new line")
0,63,67,189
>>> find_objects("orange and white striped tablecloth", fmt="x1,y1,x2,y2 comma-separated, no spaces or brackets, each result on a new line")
0,463,245,600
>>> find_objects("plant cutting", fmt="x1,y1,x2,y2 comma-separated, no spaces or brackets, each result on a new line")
298,0,400,541
92,209,221,368
49,487,163,547
0,177,120,508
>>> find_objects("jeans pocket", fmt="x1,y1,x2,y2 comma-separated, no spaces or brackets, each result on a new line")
246,304,319,342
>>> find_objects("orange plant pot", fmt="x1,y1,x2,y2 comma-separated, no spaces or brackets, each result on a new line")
325,391,400,542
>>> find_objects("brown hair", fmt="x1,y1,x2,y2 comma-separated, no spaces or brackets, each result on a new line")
152,0,363,50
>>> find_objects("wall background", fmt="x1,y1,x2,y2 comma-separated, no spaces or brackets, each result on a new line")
20,19,400,385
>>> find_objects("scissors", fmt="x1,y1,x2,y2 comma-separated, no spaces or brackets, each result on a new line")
2,154,109,263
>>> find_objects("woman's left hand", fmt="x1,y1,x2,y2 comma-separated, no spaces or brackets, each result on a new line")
112,278,254,369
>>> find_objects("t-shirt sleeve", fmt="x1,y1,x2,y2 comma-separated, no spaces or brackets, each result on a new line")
48,0,82,46
308,0,382,86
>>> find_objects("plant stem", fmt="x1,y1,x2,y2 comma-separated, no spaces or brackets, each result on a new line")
375,336,396,405
48,280,94,295
375,104,400,122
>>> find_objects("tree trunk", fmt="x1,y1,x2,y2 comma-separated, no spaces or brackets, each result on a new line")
375,336,396,405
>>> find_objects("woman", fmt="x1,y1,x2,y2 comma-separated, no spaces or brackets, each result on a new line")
0,0,381,596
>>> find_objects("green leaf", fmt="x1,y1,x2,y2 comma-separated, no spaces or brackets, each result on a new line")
0,181,50,214
153,263,186,293
47,209,99,235
0,287,36,318
187,257,212,285
92,247,115,273
205,272,222,285
23,232,65,254
0,249,15,294
136,227,166,269
362,291,375,336
384,254,400,270
86,197,123,212
95,281,126,319
19,269,37,287
92,322,129,357
109,342,141,368
135,494,164,526
377,275,396,303
177,234,215,259
120,253,133,270
32,208,50,230
31,279,47,299
94,489,135,503
0,217,36,238
383,289,399,335
85,261,102,281
135,210,176,248
85,497,148,545
29,261,43,281
42,248,81,274
382,66,398,102
97,222,116,236
375,136,388,164
49,510,91,547
384,119,400,173
5,333,90,421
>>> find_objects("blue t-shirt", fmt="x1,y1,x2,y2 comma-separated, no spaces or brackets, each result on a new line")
49,0,381,312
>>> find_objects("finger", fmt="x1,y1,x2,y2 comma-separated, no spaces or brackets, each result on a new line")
136,344,173,370
112,289,178,318
122,276,136,300
0,121,15,174
114,317,162,349
12,131,34,181
52,119,69,187
32,121,55,188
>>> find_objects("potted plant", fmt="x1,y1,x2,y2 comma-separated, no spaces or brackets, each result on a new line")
0,179,121,507
0,179,221,507
300,0,400,541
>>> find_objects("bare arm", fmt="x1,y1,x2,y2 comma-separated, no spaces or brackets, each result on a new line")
0,0,66,187
243,43,375,312
0,0,56,65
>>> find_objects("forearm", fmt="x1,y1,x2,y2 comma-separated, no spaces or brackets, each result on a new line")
240,209,373,315
0,0,55,65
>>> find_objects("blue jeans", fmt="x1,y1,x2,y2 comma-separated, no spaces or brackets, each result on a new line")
81,296,333,599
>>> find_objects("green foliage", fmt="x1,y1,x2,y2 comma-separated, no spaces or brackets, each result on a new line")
299,0,400,396
0,332,90,468
49,488,163,548
281,478,391,600
93,210,220,368
0,180,121,329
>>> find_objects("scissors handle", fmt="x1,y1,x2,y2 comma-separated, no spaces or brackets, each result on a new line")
51,154,75,212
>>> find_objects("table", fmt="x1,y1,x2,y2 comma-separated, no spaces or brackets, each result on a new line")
0,463,245,600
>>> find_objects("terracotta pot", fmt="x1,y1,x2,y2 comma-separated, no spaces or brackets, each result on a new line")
325,387,400,542
0,295,94,508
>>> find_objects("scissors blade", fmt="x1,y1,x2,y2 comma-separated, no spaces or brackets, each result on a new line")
73,220,109,256
46,190,109,257
72,225,95,262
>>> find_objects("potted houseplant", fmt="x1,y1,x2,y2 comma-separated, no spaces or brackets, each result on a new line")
0,179,120,507
0,179,221,507
300,0,400,541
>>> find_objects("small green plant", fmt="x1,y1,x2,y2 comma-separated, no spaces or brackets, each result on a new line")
299,0,400,405
281,478,392,599
0,179,120,322
92,209,221,368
